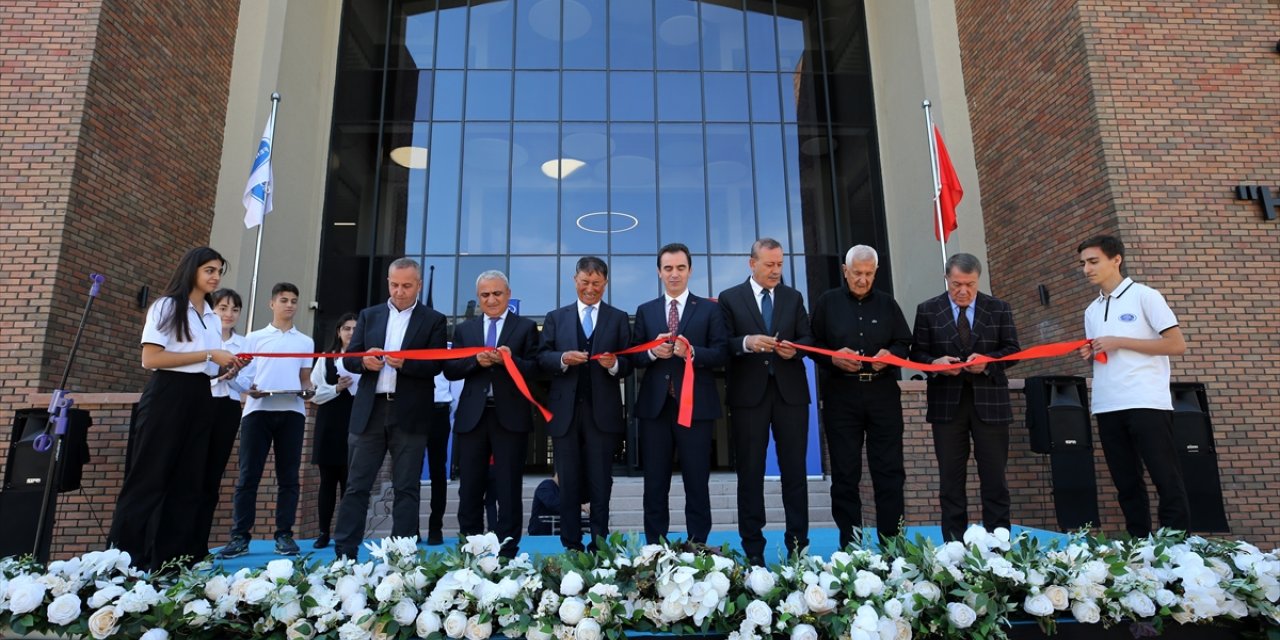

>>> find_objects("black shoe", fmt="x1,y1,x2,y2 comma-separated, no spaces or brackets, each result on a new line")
275,534,300,556
426,529,444,546
334,547,357,562
313,533,330,549
217,536,250,559
747,554,766,568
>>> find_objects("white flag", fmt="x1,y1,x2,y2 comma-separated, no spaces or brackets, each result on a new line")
242,109,275,228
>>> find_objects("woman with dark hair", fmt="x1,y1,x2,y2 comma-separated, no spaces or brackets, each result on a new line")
192,288,246,551
108,247,245,571
307,312,359,548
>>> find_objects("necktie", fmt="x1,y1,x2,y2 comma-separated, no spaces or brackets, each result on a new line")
956,305,971,348
486,316,498,348
583,305,594,338
761,289,773,335
667,299,679,336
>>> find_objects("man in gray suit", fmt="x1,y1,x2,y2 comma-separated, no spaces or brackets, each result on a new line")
332,258,448,560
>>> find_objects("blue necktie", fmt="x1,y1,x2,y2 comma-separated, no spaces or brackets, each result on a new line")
582,305,594,338
761,289,774,335
485,317,498,348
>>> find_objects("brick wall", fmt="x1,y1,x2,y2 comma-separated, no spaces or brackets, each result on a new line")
955,0,1280,546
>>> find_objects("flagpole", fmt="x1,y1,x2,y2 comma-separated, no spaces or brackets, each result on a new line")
246,92,280,330
922,99,948,276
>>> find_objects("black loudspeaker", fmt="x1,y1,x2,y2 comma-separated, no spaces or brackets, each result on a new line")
3,408,91,492
1024,376,1093,453
1024,376,1099,530
0,489,52,560
1170,382,1229,533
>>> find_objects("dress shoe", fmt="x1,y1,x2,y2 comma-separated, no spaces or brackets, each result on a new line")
426,529,444,546
313,533,330,549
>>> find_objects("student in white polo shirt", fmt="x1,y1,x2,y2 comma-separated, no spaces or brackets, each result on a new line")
219,282,315,558
1077,235,1190,537
193,288,247,552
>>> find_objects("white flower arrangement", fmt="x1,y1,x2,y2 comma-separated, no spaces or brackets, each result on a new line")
1,529,1278,639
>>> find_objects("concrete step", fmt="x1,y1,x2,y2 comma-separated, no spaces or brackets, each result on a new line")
366,473,837,537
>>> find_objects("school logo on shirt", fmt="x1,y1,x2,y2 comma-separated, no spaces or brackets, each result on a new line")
1119,313,1136,322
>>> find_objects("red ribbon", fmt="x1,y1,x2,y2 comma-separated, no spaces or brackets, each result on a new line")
238,347,553,422
591,336,696,428
788,338,1104,371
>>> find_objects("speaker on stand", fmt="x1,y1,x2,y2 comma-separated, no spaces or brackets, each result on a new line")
0,408,92,561
1170,382,1229,533
1024,376,1099,530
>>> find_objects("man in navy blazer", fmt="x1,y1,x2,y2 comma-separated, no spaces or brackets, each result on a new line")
910,253,1021,541
717,238,814,565
444,270,539,558
537,256,632,551
631,242,729,545
333,258,448,560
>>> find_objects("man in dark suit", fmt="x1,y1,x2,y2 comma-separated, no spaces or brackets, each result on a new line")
333,258,448,560
717,238,813,565
537,256,632,551
910,253,1021,541
631,243,729,545
443,270,538,558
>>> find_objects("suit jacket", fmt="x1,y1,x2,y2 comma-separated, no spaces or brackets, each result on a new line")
443,313,540,433
630,293,729,421
343,302,448,435
910,291,1021,425
717,278,813,407
537,302,633,438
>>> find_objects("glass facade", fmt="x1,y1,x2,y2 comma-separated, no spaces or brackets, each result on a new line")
317,0,887,329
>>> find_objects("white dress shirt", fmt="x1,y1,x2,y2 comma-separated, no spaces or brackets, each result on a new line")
376,300,417,393
648,289,690,360
743,277,773,351
140,297,222,375
309,356,360,405
211,332,246,399
237,323,314,416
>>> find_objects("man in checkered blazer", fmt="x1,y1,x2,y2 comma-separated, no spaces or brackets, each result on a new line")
910,253,1021,541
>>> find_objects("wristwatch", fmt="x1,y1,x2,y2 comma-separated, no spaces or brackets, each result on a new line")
205,351,213,363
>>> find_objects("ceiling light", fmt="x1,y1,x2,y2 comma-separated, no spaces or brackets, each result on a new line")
541,158,586,179
576,211,639,234
390,146,429,169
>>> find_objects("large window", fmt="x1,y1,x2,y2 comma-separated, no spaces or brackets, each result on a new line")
316,0,886,328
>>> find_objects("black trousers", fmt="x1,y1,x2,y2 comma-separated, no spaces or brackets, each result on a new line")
822,376,906,547
108,370,214,571
1097,408,1190,537
232,410,304,539
931,385,1010,541
333,397,427,557
732,377,809,559
553,399,620,551
426,403,452,533
316,463,347,536
194,396,242,550
455,405,527,557
641,398,713,545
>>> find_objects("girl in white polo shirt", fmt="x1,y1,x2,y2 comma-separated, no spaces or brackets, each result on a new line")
108,247,244,571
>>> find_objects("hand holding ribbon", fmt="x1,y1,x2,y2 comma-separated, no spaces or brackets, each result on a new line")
786,338,1106,372
590,335,696,428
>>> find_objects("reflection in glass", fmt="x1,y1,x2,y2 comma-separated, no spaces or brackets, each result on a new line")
607,255,658,312
656,72,702,121
459,124,511,254
562,0,606,70
401,121,432,255
396,4,435,69
435,2,467,69
710,254,749,296
705,123,755,253
510,123,559,254
744,3,777,71
776,9,805,73
752,124,789,244
433,70,465,120
468,0,514,69
425,123,461,254
657,123,707,252
609,123,658,253
700,1,746,72
560,123,609,254
655,0,699,71
516,0,560,69
509,256,558,314
465,70,513,121
514,71,559,120
610,71,655,122
703,73,749,121
456,255,508,316
562,71,606,121
609,0,653,70
748,73,780,121
422,256,456,318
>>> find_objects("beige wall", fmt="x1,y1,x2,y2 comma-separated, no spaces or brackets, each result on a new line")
211,0,343,332
865,0,989,312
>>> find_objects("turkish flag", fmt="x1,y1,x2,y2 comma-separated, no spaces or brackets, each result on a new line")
934,126,963,241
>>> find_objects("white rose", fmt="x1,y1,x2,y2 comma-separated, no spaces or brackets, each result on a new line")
286,619,317,640
204,575,230,601
526,625,554,640
464,614,492,640
444,610,469,638
706,571,731,598
273,599,304,625
561,571,585,596
803,583,834,614
913,581,941,603
461,533,502,557
184,599,212,625
745,599,772,628
341,593,368,617
374,574,405,603
780,590,807,617
1080,561,1108,584
854,570,885,597
1155,589,1178,608
416,609,442,636
745,567,776,596
477,556,501,575
894,619,913,640
87,606,121,640
1070,600,1100,624
790,623,819,640
391,598,418,625
559,596,587,625
1120,591,1156,618
337,620,372,640
6,576,47,615
1023,594,1054,617
46,592,82,625
265,559,295,581
883,598,903,620
574,617,602,640
1044,585,1069,611
946,602,977,629
140,629,169,640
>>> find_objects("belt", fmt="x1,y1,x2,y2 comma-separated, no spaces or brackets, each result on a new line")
374,392,396,402
838,370,890,382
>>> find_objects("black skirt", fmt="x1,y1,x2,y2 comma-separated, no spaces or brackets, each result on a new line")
311,392,353,466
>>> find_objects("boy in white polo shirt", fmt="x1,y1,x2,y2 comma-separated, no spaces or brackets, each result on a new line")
219,282,315,558
1077,235,1190,537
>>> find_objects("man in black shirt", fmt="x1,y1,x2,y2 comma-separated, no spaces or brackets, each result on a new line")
810,245,911,547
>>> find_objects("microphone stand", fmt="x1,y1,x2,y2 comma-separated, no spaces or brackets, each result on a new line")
31,273,104,562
